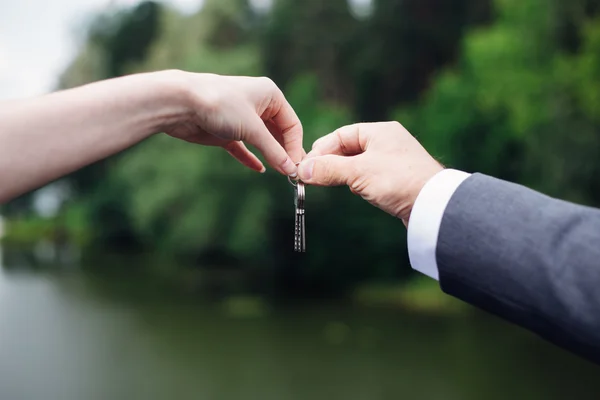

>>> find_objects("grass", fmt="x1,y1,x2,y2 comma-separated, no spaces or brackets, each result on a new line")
1,209,90,247
353,276,467,315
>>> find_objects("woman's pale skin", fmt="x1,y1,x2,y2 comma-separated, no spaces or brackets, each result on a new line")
0,70,304,203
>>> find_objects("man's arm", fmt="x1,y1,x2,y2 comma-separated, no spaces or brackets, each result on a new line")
298,121,600,364
435,173,600,364
0,70,303,203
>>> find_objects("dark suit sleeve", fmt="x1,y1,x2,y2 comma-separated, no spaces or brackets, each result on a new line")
437,173,600,364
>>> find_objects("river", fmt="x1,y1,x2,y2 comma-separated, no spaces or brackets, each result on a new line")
0,246,599,400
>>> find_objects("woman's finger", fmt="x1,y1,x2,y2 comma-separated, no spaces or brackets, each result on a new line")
242,114,297,176
223,141,265,173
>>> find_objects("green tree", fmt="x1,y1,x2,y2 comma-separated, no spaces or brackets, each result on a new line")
397,0,600,206
262,0,492,120
12,0,600,297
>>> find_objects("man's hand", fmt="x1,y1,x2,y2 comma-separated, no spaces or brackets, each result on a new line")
165,72,304,176
297,122,443,223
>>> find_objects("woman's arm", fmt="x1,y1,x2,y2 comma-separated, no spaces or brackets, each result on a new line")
0,70,303,203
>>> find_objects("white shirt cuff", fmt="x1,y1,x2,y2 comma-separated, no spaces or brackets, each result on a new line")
407,169,471,281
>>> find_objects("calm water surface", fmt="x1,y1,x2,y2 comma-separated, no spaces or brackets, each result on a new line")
0,251,599,399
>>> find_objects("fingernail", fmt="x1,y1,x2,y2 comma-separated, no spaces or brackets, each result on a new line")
299,159,314,181
260,166,266,173
282,158,297,176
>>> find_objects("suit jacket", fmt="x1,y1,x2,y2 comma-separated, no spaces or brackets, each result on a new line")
437,173,600,364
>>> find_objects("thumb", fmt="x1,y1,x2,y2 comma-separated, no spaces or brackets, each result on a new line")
298,155,355,186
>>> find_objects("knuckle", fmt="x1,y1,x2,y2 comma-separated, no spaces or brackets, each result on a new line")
347,158,368,185
338,124,357,136
257,76,276,89
280,119,301,137
278,153,290,168
312,136,326,149
223,141,238,152
284,134,303,150
385,121,406,136
335,129,351,154
386,120,403,129
163,68,184,79
349,174,369,195
348,162,362,184
314,160,332,184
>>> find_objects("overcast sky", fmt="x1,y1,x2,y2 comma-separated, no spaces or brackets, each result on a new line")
0,0,203,101
0,0,373,101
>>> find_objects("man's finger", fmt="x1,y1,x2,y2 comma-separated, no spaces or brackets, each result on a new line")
244,115,297,176
224,141,265,173
306,124,368,159
297,154,356,187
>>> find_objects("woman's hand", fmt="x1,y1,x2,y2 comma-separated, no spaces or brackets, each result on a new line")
163,71,304,176
0,70,303,203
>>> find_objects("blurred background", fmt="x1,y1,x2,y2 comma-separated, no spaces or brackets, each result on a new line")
2,0,600,398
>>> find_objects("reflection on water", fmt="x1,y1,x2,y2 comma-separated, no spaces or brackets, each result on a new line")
0,258,599,400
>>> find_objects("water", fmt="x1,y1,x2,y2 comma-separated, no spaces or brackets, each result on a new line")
0,254,599,399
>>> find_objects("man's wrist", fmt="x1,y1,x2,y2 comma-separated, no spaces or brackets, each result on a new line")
401,163,445,224
407,168,471,280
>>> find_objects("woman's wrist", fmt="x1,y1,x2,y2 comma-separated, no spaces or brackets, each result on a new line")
136,70,195,135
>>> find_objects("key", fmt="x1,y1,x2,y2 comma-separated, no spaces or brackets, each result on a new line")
291,178,306,252
295,182,305,252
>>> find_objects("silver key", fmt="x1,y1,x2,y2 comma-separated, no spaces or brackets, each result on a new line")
291,179,306,252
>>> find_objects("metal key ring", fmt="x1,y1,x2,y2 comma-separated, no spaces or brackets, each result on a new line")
288,162,302,186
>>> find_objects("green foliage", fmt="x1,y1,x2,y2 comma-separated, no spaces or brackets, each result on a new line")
354,276,466,314
3,204,90,247
396,0,600,205
262,0,492,120
8,0,600,297
88,1,163,77
114,135,272,260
